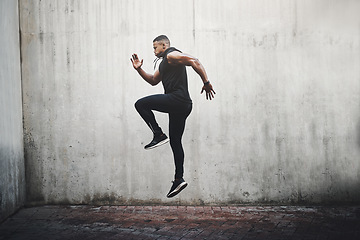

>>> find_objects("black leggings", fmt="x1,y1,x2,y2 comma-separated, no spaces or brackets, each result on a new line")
135,94,192,179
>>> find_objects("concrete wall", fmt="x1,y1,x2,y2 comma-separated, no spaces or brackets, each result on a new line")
0,0,25,221
20,0,360,205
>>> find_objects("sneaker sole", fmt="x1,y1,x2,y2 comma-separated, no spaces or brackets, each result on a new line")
145,138,169,150
167,182,188,198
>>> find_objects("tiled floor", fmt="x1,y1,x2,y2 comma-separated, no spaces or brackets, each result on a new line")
1,205,359,239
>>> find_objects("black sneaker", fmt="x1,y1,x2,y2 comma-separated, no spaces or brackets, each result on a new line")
166,178,188,198
144,134,169,150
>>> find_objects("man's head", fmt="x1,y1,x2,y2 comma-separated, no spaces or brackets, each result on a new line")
153,35,170,57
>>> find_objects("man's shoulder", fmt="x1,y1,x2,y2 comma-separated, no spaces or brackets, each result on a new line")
162,47,185,66
167,50,182,58
166,48,183,61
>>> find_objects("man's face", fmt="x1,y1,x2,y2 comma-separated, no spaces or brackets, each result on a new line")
153,41,166,57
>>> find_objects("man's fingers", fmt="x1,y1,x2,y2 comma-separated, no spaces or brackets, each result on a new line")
208,90,215,100
201,86,216,100
132,54,138,60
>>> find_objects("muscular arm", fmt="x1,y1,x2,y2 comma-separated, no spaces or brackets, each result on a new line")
135,68,161,86
167,52,209,83
131,54,161,86
167,51,216,100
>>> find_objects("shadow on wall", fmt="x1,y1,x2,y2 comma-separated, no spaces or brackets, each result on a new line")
24,176,360,207
357,121,360,150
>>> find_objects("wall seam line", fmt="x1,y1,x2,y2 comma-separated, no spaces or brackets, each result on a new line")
17,0,27,207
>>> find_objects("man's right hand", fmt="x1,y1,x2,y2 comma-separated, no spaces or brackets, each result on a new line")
131,54,143,70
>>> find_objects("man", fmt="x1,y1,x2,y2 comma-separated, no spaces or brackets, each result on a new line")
131,35,215,198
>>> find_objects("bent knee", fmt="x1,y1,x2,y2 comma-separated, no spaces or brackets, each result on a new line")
134,99,143,111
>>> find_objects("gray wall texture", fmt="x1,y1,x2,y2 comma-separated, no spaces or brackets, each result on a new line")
20,0,360,205
0,0,25,221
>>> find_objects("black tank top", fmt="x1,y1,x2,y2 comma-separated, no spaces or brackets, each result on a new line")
159,47,192,104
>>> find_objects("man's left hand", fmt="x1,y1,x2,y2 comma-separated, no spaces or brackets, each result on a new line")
201,83,216,100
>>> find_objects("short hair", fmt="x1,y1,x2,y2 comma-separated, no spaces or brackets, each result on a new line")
153,35,170,45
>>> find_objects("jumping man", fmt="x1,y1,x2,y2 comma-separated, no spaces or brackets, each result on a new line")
131,35,215,198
